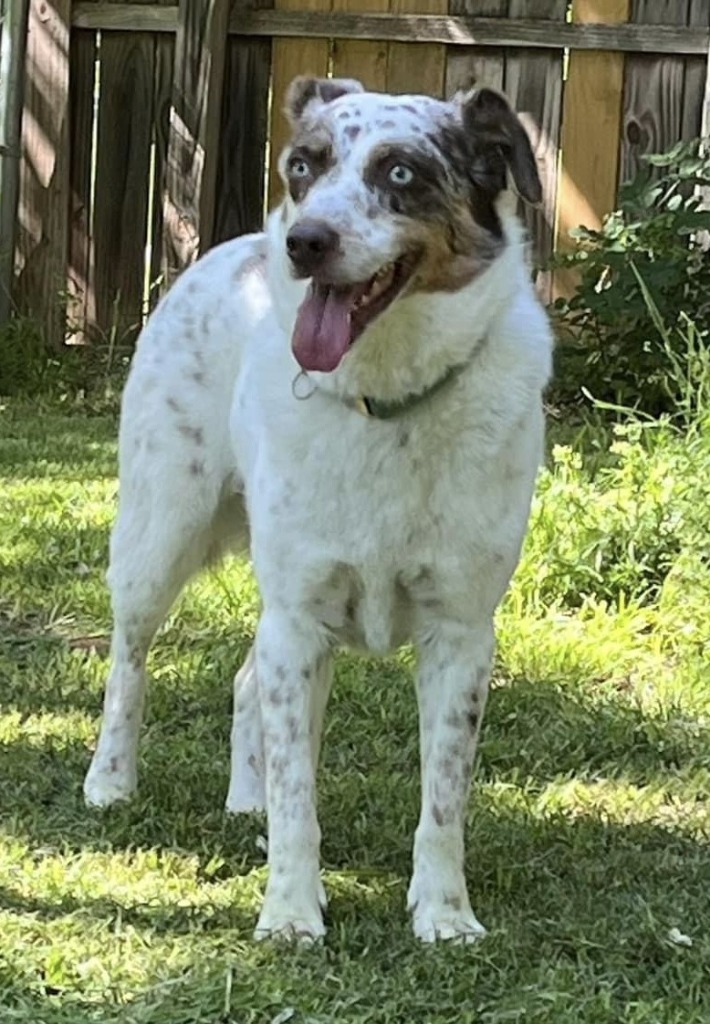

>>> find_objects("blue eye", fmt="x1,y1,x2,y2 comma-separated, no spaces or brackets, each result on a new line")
388,164,414,186
289,157,310,178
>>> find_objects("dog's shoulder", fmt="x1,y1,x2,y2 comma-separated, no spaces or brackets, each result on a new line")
143,232,270,346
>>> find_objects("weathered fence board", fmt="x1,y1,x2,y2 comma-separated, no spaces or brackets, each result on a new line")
5,0,710,342
445,0,508,97
682,1,710,143
148,0,177,304
93,17,154,340
0,0,30,327
505,0,567,301
162,0,229,286
16,0,71,347
387,0,447,98
621,1,700,184
555,0,631,297
66,26,96,339
332,0,389,92
213,0,272,244
69,5,710,52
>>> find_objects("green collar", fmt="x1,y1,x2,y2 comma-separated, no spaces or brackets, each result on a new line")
347,359,470,420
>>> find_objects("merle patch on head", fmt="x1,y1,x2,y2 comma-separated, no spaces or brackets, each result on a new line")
285,75,364,124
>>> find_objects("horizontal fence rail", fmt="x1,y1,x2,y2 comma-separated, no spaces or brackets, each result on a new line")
70,6,710,54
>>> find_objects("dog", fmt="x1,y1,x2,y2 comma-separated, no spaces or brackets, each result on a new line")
83,76,552,944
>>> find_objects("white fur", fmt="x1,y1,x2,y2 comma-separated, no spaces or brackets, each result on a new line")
84,88,552,944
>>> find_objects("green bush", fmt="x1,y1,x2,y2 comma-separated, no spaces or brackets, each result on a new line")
551,140,710,416
0,315,130,406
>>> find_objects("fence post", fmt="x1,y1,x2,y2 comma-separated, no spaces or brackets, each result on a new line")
0,0,30,329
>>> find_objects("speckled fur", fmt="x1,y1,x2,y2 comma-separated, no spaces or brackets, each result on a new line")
84,80,553,945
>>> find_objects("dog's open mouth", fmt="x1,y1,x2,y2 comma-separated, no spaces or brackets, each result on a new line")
292,256,417,373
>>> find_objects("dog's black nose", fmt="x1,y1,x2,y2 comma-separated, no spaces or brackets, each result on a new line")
286,220,340,275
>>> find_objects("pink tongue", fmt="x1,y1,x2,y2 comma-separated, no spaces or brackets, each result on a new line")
292,284,357,372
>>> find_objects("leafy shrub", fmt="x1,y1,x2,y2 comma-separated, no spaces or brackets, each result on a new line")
551,140,710,416
0,315,130,406
512,411,710,614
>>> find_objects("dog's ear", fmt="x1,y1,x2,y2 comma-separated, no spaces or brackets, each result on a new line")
285,76,365,124
460,88,542,206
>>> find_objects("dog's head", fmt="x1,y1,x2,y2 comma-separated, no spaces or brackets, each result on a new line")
278,77,541,374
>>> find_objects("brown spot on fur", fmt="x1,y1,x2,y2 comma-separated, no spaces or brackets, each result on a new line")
345,124,361,141
444,894,462,911
178,424,204,445
267,688,283,706
109,757,119,774
275,665,287,682
189,459,205,476
166,397,183,414
432,804,445,826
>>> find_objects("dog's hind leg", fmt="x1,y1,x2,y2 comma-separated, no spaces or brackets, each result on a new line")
84,483,224,809
226,649,333,816
407,620,494,943
225,647,264,813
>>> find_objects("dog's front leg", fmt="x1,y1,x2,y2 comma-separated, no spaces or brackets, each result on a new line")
408,621,493,943
253,609,329,943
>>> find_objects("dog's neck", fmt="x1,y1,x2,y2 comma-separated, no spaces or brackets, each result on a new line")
266,204,529,408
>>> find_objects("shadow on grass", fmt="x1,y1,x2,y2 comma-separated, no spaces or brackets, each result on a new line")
1,656,707,866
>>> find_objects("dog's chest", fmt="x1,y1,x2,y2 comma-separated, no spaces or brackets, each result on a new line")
246,398,519,653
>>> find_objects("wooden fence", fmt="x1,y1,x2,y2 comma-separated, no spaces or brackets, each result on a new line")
1,0,709,347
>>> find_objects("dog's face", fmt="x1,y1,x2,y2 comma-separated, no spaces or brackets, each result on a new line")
279,77,541,373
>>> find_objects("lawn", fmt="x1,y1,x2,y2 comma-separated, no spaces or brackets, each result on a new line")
0,394,708,1024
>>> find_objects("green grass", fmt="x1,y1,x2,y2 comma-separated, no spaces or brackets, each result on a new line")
0,394,709,1024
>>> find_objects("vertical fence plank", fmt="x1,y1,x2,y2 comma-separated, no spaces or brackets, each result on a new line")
0,0,31,328
387,0,446,98
162,0,229,286
504,0,567,299
93,25,153,341
15,0,71,347
446,0,508,98
681,1,710,143
148,0,175,304
66,26,96,339
213,0,272,244
555,0,630,297
268,0,331,209
332,0,389,92
620,1,698,185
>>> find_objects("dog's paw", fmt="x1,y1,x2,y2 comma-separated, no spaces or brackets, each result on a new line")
224,775,266,816
407,874,486,944
411,904,487,944
83,759,136,808
254,901,325,946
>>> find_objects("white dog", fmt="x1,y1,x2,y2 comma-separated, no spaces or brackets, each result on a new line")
84,77,552,944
